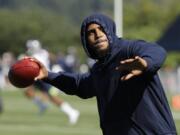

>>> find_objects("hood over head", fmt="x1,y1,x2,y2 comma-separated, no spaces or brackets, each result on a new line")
81,14,119,60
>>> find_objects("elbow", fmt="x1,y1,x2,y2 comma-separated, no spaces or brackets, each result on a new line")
155,43,167,60
144,46,167,73
159,46,167,63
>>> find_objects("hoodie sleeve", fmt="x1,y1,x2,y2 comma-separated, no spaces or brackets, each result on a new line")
44,71,95,99
128,40,167,74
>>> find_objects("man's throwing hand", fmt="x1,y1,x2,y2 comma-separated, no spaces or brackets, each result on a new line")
24,57,48,81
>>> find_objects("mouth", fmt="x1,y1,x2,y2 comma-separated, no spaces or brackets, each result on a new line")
95,39,108,47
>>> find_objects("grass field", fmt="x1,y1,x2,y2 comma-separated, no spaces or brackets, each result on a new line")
0,89,101,135
0,89,180,135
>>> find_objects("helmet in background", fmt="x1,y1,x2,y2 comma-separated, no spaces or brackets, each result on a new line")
26,40,42,55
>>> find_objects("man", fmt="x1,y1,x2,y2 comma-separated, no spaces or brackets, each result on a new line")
24,39,80,125
31,14,177,135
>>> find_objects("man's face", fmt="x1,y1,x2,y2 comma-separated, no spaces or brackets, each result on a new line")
87,23,109,56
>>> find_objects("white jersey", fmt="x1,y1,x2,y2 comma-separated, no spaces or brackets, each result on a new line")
31,49,50,70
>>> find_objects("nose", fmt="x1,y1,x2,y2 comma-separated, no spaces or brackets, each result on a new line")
95,29,103,38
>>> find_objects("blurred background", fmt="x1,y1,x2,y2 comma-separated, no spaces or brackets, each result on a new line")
0,0,180,135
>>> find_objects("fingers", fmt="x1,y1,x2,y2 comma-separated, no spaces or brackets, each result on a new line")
30,58,43,67
24,57,44,68
116,56,147,71
34,75,43,81
115,59,135,71
121,73,134,81
137,56,148,68
120,58,136,64
34,77,39,81
34,68,48,81
23,56,30,59
120,56,142,64
116,57,138,70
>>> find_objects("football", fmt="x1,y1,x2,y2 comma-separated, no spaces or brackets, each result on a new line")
8,58,40,88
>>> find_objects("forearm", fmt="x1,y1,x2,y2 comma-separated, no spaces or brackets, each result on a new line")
44,71,95,98
44,71,80,95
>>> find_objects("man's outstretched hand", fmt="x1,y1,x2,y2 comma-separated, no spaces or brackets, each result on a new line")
115,56,148,81
24,57,48,81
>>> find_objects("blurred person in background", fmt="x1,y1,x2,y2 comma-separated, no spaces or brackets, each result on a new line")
0,57,5,113
0,96,2,113
1,52,15,89
24,39,80,125
0,57,4,89
64,46,79,73
0,57,2,113
79,58,95,74
0,52,15,114
0,60,3,113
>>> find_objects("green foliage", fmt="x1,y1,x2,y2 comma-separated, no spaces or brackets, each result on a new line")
164,52,180,68
0,9,80,56
124,0,180,41
123,0,180,68
0,0,179,66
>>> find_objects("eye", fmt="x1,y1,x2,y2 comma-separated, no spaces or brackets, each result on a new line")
99,26,105,33
87,29,95,36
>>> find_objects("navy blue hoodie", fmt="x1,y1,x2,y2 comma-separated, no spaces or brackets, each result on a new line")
45,14,177,135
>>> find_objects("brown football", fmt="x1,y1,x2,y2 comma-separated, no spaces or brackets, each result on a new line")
8,58,40,88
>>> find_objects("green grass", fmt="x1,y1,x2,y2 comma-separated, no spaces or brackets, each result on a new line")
0,89,101,135
0,89,180,135
172,111,180,134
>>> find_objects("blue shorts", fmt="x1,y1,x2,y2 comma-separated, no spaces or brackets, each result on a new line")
34,80,51,93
